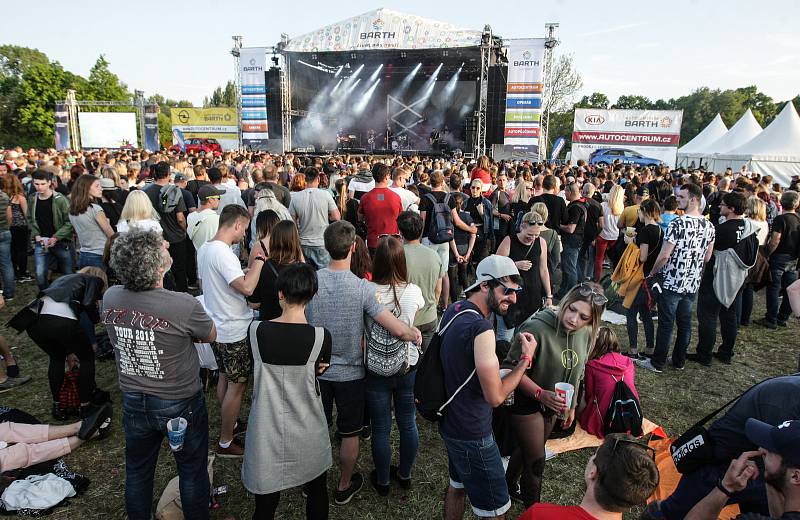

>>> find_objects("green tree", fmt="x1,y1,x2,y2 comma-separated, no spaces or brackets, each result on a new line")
204,80,237,107
575,92,609,109
85,55,131,110
612,95,653,110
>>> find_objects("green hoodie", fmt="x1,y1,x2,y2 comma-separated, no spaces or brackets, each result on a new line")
505,307,592,408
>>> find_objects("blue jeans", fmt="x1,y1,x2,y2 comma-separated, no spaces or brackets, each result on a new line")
558,243,580,297
365,371,419,486
652,289,696,370
765,253,797,324
0,230,16,298
625,286,654,353
78,251,104,269
122,391,209,520
495,313,514,342
441,433,511,518
34,241,73,290
660,462,768,520
577,242,596,281
302,245,330,270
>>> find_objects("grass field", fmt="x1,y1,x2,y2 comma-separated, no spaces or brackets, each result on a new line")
2,279,798,520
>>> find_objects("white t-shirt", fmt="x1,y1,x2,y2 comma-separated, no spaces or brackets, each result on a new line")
348,177,374,195
599,201,621,240
196,240,251,343
117,218,163,234
390,186,420,212
372,282,424,365
187,209,220,251
217,184,245,214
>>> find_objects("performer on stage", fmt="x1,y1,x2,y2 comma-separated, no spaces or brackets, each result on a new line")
429,128,441,151
367,129,376,152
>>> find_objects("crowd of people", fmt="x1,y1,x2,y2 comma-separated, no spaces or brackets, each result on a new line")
0,144,798,520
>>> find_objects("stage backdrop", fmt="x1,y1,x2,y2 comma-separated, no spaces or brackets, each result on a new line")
170,108,239,151
78,112,138,149
572,109,683,167
503,39,546,155
239,47,269,149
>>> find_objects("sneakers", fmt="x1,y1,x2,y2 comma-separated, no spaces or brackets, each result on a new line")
16,275,33,283
369,469,390,496
686,353,711,367
0,375,31,393
389,465,411,490
78,402,112,440
334,472,364,505
508,483,523,504
754,318,777,330
713,352,732,365
777,320,788,327
360,426,372,441
216,441,244,458
671,362,685,371
634,358,663,373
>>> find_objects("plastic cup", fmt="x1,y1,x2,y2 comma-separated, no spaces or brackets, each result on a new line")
167,417,188,452
499,368,514,406
554,382,574,420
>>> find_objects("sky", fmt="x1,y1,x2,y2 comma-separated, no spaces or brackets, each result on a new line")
5,0,799,107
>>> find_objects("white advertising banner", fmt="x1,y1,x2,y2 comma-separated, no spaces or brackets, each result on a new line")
239,47,269,147
503,39,546,152
572,109,683,167
78,112,138,149
283,8,483,52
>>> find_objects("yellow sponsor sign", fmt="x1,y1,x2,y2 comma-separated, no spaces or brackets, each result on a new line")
170,108,237,127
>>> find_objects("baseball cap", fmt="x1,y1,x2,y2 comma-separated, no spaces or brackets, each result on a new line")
173,173,187,182
464,255,520,293
745,418,800,467
198,184,225,201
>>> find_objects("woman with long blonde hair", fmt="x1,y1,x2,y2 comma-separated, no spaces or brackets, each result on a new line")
594,184,625,281
117,190,162,234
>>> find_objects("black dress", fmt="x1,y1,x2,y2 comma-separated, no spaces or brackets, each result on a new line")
504,234,543,328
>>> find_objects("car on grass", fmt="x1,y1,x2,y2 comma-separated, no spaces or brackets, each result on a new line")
589,148,662,167
168,138,222,154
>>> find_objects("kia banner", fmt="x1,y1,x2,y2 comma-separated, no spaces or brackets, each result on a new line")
239,47,269,149
503,39,546,154
572,109,683,167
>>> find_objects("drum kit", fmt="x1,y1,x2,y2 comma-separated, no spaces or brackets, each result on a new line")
391,134,409,151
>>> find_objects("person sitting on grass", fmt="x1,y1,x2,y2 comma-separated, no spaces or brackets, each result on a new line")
0,403,111,472
518,433,659,519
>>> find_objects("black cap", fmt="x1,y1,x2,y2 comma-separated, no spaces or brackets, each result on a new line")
198,184,225,201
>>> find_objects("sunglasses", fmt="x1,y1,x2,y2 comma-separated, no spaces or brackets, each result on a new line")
576,282,609,306
378,233,402,240
471,186,482,190
524,220,545,226
612,437,655,460
481,274,523,296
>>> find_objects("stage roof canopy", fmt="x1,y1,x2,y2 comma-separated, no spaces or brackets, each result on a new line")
283,8,484,53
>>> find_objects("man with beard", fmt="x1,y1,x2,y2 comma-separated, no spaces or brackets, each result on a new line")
686,419,800,520
440,255,537,519
643,375,800,520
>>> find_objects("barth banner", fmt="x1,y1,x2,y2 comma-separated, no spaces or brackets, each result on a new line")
571,109,683,167
239,47,269,148
170,107,239,151
503,39,546,153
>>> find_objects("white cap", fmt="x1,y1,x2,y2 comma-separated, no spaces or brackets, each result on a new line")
464,255,520,293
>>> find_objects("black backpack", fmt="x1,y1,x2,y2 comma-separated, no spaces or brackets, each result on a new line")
603,375,643,437
414,308,481,422
425,193,454,244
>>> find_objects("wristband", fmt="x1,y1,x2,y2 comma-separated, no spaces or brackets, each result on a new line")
519,354,532,369
254,256,266,262
534,388,542,400
716,480,734,498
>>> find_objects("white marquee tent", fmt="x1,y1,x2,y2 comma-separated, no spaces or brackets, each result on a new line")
676,113,727,167
710,102,800,185
705,108,762,156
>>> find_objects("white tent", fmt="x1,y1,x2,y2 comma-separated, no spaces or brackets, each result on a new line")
676,114,727,167
706,109,763,155
712,102,800,185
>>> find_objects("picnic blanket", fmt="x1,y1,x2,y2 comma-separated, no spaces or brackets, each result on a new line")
544,418,664,454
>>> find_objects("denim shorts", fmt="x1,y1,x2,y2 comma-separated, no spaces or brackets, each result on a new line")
442,433,511,517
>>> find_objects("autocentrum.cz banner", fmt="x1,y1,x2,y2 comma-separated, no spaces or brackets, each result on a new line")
503,39,546,154
170,107,239,151
239,47,269,149
571,109,683,167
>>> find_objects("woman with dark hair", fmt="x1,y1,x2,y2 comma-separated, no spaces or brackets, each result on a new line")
248,209,280,266
242,263,332,520
69,175,115,268
249,220,304,321
364,236,424,495
25,269,109,420
350,235,372,280
504,282,607,506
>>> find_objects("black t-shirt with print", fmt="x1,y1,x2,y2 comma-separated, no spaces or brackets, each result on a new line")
562,201,587,247
771,213,800,257
636,223,663,275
